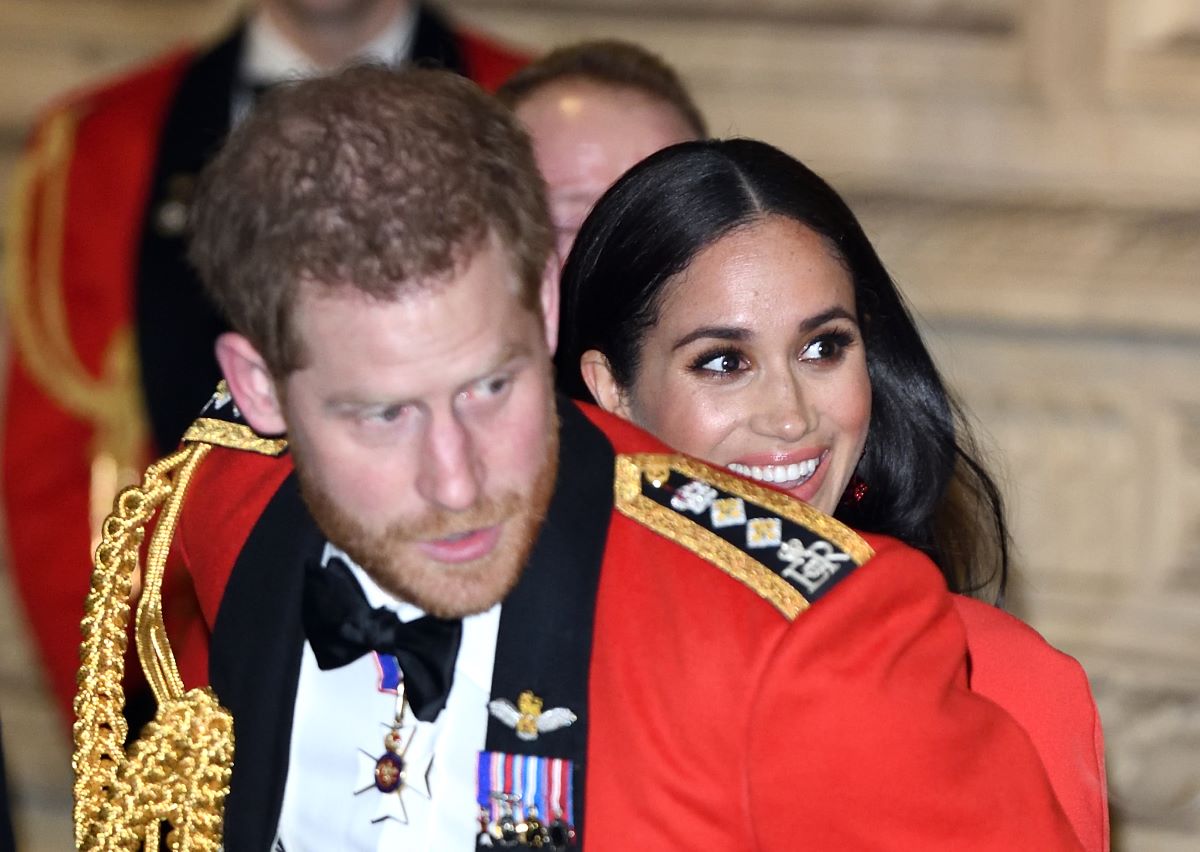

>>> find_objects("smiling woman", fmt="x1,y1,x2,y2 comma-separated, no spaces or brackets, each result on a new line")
579,215,871,519
556,138,1109,851
558,138,1000,597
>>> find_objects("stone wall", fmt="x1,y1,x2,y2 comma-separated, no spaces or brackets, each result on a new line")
1,1,1197,849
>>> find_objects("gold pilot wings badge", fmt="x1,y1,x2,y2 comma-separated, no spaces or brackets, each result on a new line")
488,690,577,741
614,453,874,620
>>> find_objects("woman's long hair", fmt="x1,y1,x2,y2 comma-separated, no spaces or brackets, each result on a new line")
557,138,1008,600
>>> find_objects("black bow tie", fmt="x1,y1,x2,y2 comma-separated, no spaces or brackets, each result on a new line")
302,556,463,722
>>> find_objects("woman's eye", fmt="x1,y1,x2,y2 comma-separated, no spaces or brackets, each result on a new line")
697,353,744,374
800,332,851,362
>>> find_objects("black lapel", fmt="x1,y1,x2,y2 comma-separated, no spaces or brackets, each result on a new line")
134,26,243,455
209,470,323,852
482,399,613,848
409,3,467,74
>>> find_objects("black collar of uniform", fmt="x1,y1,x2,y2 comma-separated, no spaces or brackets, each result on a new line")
210,470,323,852
481,397,613,848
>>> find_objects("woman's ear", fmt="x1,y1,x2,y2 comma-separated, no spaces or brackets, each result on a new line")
213,332,287,436
580,349,632,419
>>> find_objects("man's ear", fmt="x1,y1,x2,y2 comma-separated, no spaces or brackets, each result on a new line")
580,349,632,419
539,258,560,355
214,332,287,436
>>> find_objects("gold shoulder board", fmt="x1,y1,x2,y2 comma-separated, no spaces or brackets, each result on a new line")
181,380,288,455
615,453,873,620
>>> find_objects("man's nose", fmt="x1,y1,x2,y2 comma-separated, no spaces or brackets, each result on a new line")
416,412,482,511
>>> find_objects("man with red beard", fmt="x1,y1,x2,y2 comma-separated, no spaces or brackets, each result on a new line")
72,67,1084,851
3,0,526,727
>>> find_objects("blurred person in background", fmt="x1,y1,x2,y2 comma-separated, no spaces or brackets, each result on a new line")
2,0,526,727
497,39,705,265
557,138,1109,852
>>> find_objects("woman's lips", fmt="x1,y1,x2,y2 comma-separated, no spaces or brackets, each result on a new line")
416,524,502,564
727,450,826,490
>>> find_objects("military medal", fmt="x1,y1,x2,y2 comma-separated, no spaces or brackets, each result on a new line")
476,751,576,848
354,666,433,824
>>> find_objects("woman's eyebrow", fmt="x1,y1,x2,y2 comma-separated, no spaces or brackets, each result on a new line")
798,306,857,334
671,306,857,352
671,325,750,351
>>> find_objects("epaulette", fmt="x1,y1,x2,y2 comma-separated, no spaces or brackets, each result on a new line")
615,453,873,620
73,382,278,850
182,381,288,456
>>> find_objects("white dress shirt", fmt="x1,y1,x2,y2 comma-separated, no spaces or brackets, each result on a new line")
273,544,500,851
242,5,417,83
234,5,417,123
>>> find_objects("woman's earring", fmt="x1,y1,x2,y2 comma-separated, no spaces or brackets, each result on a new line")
842,475,868,507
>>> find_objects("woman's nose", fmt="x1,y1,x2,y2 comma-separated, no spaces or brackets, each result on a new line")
748,373,812,441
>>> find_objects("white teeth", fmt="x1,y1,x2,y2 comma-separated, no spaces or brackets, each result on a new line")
728,459,819,486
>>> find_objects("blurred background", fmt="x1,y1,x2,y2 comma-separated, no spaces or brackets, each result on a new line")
0,1,1197,849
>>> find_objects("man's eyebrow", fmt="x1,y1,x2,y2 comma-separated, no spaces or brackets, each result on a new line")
320,339,538,413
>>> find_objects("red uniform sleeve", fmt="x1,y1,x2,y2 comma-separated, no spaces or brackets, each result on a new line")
745,536,1084,850
954,595,1109,851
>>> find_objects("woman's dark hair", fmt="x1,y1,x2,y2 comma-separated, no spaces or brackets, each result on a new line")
557,138,1009,600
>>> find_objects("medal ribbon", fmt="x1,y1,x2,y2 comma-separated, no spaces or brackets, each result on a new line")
476,751,573,825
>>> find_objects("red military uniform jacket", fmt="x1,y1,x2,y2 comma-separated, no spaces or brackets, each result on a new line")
2,8,526,723
100,395,1086,850
953,596,1108,851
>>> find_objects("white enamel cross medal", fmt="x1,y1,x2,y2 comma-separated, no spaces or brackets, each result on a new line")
354,685,433,824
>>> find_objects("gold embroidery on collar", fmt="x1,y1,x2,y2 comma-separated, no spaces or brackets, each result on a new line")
613,453,874,620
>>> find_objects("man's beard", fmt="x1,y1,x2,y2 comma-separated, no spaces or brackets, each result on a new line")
297,412,560,619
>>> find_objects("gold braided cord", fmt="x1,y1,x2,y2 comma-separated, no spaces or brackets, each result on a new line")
73,444,234,850
136,443,209,705
4,107,149,545
73,449,184,844
88,688,232,852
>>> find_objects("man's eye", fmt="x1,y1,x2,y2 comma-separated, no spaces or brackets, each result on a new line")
462,375,511,402
365,404,408,423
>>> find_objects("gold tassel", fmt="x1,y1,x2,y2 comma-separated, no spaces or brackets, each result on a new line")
73,442,235,850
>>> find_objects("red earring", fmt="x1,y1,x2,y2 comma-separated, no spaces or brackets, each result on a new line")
843,475,868,506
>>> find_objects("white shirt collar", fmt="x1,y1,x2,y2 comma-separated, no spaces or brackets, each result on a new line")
241,4,418,84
